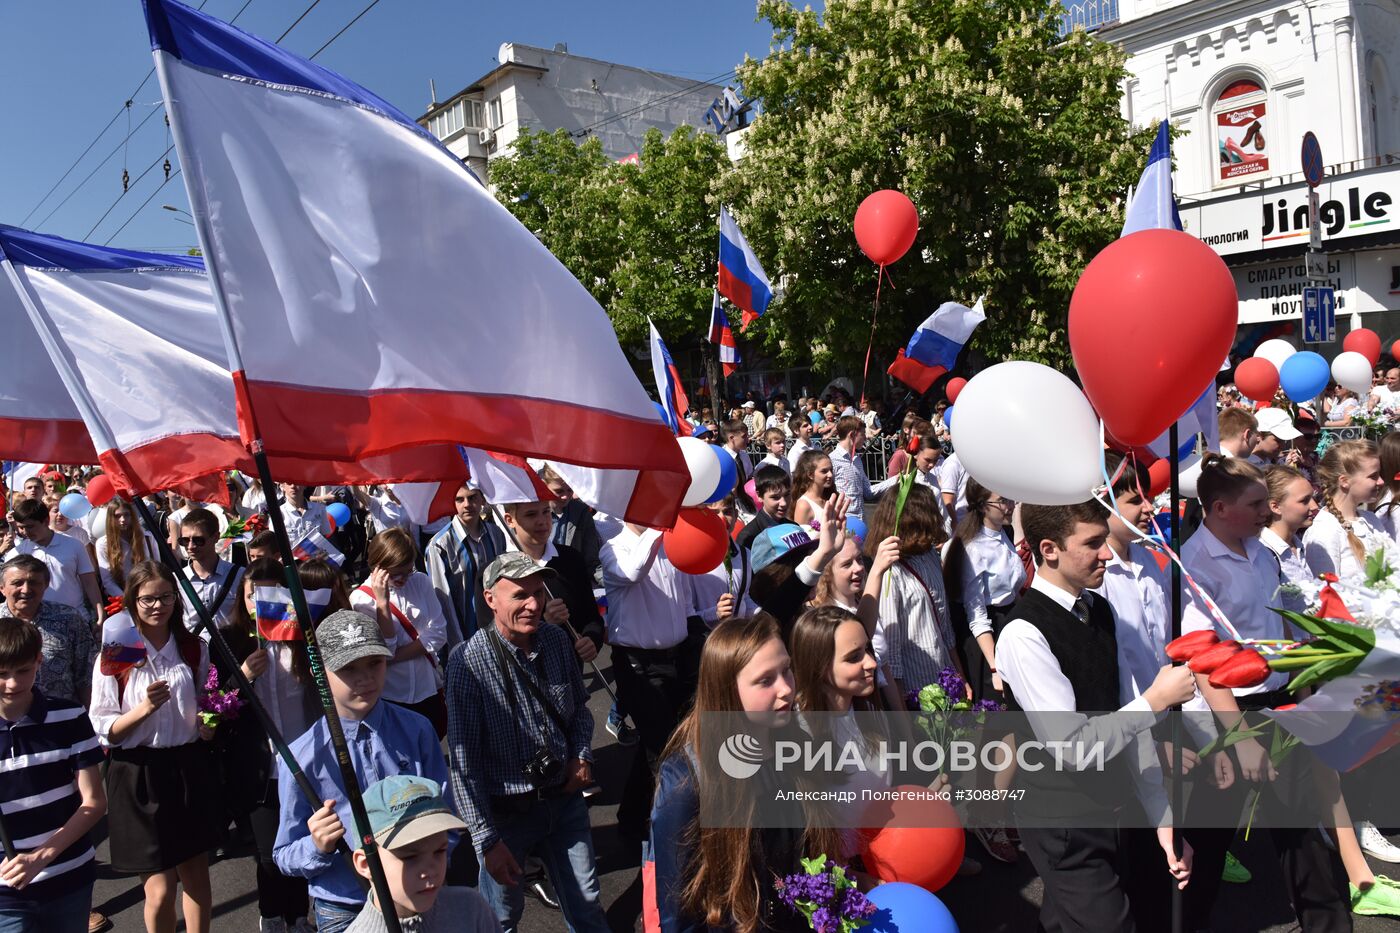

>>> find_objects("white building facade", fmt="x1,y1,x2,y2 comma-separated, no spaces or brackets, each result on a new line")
418,43,727,185
1092,0,1400,345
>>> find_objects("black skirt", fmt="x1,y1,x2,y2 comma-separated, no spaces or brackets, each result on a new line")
106,742,222,874
965,601,1016,703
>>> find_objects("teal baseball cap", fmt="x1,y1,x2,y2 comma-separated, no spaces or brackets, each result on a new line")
359,775,465,851
750,523,817,574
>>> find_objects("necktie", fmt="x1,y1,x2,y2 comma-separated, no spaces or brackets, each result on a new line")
1072,596,1091,625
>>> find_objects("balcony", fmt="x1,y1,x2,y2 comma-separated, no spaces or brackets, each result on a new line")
1056,0,1120,36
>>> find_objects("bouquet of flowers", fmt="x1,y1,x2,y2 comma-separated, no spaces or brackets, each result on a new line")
774,856,876,933
217,511,267,557
1349,406,1395,440
905,667,1004,778
197,664,244,731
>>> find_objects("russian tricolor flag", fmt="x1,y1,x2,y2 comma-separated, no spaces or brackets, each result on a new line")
254,585,334,641
708,291,740,377
886,298,985,394
649,320,692,437
717,207,772,331
291,528,345,567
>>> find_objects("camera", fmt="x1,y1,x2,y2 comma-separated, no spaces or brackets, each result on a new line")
522,747,564,790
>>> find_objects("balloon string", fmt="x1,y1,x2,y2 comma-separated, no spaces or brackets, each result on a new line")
859,265,890,407
1094,424,1244,642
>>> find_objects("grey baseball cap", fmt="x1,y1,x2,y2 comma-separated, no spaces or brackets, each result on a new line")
316,609,391,671
482,552,558,590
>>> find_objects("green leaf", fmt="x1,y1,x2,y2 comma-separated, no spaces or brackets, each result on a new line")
800,854,828,875
1287,654,1367,693
1274,609,1377,653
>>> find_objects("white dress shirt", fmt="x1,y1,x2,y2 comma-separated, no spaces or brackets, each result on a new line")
1259,527,1316,612
1180,525,1289,695
240,485,267,518
599,525,689,649
688,544,756,626
1369,385,1400,412
89,631,210,748
363,491,412,535
937,454,969,526
1374,494,1400,547
4,531,92,610
254,643,321,744
1302,507,1397,587
958,526,1026,637
349,572,446,704
280,502,332,543
758,452,790,476
996,574,1171,825
787,438,816,471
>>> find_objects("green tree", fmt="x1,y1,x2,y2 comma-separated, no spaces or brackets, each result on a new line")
718,0,1154,379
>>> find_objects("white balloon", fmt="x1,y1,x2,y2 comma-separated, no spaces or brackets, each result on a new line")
1253,338,1298,371
1178,453,1203,500
677,436,721,507
1331,350,1373,395
952,361,1102,506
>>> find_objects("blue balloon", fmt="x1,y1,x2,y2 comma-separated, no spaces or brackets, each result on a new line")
865,882,958,933
1279,350,1330,402
703,444,738,503
326,502,352,528
845,515,869,542
58,492,92,522
943,405,953,433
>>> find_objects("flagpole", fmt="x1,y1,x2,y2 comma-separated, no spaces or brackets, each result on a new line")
130,496,360,874
154,50,400,932
1168,424,1186,933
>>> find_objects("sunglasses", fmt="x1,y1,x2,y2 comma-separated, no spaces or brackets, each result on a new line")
177,535,207,547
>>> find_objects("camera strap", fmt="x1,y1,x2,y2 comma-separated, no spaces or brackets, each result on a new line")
487,628,572,746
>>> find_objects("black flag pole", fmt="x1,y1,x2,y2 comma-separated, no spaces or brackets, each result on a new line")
1168,424,1186,933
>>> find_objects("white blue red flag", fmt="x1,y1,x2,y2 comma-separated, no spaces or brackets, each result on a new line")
886,297,985,394
98,612,147,677
708,291,740,377
649,320,692,437
144,0,686,528
291,528,345,567
254,585,334,641
717,207,773,331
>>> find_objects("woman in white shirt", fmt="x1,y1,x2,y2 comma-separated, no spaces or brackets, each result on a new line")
1303,439,1396,586
790,450,836,530
96,497,156,598
89,561,217,933
349,527,448,736
943,479,1025,702
1261,465,1320,612
1323,383,1361,427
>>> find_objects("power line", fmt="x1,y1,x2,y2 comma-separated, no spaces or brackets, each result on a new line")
570,68,737,139
85,145,174,240
103,170,183,247
309,0,383,59
33,106,164,232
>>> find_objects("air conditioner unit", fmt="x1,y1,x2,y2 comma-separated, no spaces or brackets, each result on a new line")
478,128,496,146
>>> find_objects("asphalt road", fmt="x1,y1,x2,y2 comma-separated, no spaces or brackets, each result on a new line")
91,645,1400,931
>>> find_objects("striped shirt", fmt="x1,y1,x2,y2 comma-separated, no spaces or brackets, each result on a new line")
0,690,104,905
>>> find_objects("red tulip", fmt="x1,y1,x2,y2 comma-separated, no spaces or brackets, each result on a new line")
1208,649,1272,689
1165,630,1220,662
1187,640,1241,674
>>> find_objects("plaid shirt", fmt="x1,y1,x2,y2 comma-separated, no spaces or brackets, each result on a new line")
0,600,95,706
445,621,593,856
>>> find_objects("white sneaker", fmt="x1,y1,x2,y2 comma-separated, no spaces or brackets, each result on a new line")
1358,821,1400,863
258,920,287,933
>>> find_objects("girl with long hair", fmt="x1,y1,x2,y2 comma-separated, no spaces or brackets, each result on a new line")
1372,430,1400,546
808,535,904,712
942,479,1024,702
651,615,844,933
96,497,155,598
861,484,959,698
1303,439,1397,585
88,562,217,933
1261,465,1320,612
790,450,835,529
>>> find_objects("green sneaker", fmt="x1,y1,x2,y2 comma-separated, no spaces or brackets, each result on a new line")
1352,878,1400,917
1221,851,1252,884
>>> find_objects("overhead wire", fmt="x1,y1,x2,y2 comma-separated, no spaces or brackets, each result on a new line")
570,68,738,139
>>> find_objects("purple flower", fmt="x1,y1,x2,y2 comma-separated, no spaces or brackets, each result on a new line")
937,666,966,700
812,907,836,933
973,698,1005,713
841,887,877,919
904,689,920,711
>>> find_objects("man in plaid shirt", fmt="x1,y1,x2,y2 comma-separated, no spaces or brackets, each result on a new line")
444,553,607,933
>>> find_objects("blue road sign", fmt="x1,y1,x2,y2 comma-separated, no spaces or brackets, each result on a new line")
1302,286,1336,343
1302,132,1324,188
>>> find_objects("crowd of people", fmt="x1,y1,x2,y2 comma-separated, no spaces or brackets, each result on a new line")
0,378,1398,933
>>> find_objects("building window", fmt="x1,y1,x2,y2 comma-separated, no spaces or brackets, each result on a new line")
427,99,473,140
488,97,503,130
1213,78,1269,183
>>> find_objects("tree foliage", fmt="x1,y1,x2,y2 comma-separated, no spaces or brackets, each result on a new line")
717,0,1154,376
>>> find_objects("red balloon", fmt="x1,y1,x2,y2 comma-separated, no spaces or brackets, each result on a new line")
1147,458,1171,498
85,474,115,507
662,507,729,575
1392,339,1400,362
1344,328,1382,366
859,785,965,892
1070,229,1238,447
945,377,967,404
853,190,919,266
327,514,338,534
1234,357,1279,402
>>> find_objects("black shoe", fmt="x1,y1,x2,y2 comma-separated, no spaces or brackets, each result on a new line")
527,875,561,910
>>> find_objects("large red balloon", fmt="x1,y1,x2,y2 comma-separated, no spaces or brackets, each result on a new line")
854,190,919,266
1234,357,1279,403
662,507,729,575
945,377,967,404
1070,229,1238,447
1344,328,1382,366
859,785,965,892
85,474,115,507
1147,458,1172,498
1391,339,1400,363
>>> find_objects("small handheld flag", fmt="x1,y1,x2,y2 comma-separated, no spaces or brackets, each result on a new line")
708,291,740,377
99,612,147,677
291,528,345,567
254,585,334,641
717,207,773,331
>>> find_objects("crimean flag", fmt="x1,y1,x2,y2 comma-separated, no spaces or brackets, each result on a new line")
254,585,334,641
144,0,686,528
708,290,740,377
717,207,773,331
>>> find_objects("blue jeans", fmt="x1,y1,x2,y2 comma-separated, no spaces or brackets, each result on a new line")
0,881,92,933
477,792,609,933
312,896,362,933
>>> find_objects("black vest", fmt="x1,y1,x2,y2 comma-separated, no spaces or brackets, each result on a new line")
1000,587,1134,820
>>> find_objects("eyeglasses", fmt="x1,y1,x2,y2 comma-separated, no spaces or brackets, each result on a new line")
177,535,207,547
987,499,1016,509
136,593,178,609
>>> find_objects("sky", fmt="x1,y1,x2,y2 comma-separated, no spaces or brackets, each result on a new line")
0,0,785,253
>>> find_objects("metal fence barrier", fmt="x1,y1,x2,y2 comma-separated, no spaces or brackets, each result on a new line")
745,435,905,483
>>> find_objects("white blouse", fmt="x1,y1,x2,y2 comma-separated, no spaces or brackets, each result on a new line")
1302,508,1398,587
94,531,159,598
89,626,210,749
253,642,321,744
349,572,446,704
957,526,1026,637
1259,527,1316,612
